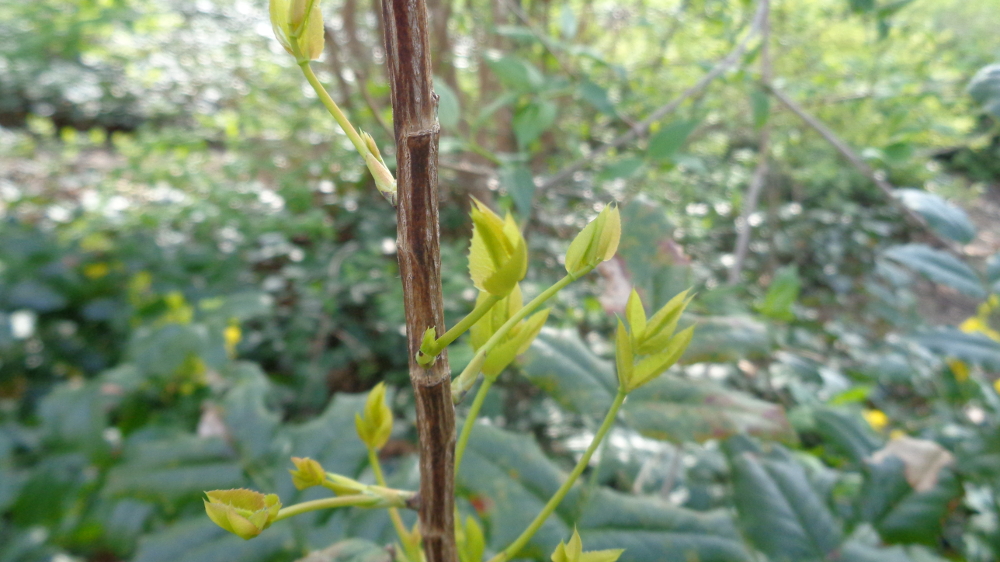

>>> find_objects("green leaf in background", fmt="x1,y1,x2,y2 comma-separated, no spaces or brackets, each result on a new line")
624,375,797,444
986,252,1000,293
520,330,794,444
725,437,843,562
486,55,545,93
558,4,578,40
578,78,615,115
513,100,558,148
616,198,692,310
757,265,800,321
500,163,536,218
911,328,1000,370
848,0,876,13
222,363,282,463
882,244,986,298
577,489,752,562
968,64,1000,120
296,539,392,562
646,119,700,162
132,517,291,562
103,462,244,502
750,87,770,130
435,79,461,130
681,315,771,363
199,291,273,321
459,423,752,562
894,189,976,244
811,407,882,464
858,456,961,545
596,157,644,182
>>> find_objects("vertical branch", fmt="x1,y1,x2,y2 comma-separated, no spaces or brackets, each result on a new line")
380,1,456,561
728,0,771,285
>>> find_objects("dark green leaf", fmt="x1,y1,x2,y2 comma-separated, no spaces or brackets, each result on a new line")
911,328,1000,370
103,462,244,501
682,315,771,363
223,363,281,463
617,199,691,311
625,375,797,444
296,539,392,562
858,456,961,545
883,244,985,298
894,190,975,244
577,489,752,562
725,439,843,562
646,119,699,162
132,517,290,562
812,408,882,464
459,424,752,562
521,331,794,443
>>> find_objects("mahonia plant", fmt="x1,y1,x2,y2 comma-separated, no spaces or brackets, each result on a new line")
202,1,697,560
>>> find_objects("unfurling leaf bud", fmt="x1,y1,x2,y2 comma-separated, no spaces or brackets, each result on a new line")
204,489,281,540
360,130,397,206
457,516,486,562
355,382,393,450
470,285,549,378
565,203,621,277
551,528,624,562
269,0,325,61
289,457,325,490
615,289,696,392
468,198,528,297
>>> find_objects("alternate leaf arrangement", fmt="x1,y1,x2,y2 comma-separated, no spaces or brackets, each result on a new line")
202,1,696,560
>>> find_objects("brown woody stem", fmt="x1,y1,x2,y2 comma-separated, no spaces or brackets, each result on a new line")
380,1,457,561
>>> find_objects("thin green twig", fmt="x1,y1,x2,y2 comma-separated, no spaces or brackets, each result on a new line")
488,389,627,562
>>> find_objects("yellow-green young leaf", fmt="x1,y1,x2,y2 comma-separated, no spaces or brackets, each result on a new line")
482,309,550,377
625,289,646,339
595,204,621,262
457,516,485,562
638,289,693,354
470,286,523,351
565,216,599,276
289,457,325,490
629,325,695,391
357,383,392,450
269,0,293,54
288,0,309,31
615,318,633,391
565,203,621,276
468,199,527,296
204,489,281,540
296,0,325,60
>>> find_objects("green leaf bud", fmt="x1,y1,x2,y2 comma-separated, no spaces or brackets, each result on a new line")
565,204,621,277
457,516,486,562
551,529,623,562
289,457,325,490
355,383,393,450
204,489,281,540
615,318,633,391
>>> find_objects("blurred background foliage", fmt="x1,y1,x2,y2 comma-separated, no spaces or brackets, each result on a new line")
1,0,1000,560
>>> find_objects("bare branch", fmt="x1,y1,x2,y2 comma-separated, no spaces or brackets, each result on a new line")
729,0,771,285
768,84,962,254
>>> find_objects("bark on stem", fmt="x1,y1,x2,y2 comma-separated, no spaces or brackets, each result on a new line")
380,1,457,561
